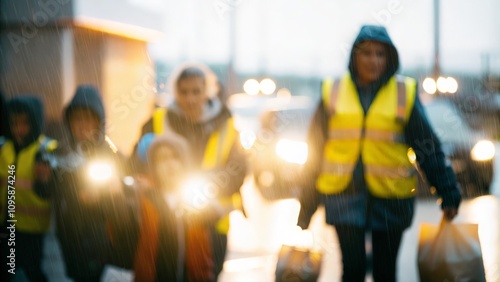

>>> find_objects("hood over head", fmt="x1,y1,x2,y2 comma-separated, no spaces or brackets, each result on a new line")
348,25,399,86
147,133,191,170
6,95,44,147
64,85,106,144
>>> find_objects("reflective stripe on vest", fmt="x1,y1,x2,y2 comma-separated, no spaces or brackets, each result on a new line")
317,74,417,198
201,118,236,170
152,108,240,234
0,136,55,233
396,77,407,123
153,108,168,135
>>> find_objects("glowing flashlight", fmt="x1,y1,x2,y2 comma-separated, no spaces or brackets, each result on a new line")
87,161,114,183
179,176,215,211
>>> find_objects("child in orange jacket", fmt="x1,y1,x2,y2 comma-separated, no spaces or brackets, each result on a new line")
132,133,214,282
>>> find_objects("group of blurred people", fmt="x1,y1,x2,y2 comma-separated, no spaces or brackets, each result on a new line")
0,25,462,282
0,63,246,282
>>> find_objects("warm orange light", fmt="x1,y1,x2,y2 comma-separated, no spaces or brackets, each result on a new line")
74,16,163,41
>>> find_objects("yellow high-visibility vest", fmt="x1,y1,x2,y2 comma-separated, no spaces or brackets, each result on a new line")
0,136,58,233
153,108,240,234
317,73,418,198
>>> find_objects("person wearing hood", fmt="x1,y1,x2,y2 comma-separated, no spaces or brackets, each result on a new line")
131,132,214,282
298,25,462,282
0,95,57,282
51,85,132,282
132,65,247,280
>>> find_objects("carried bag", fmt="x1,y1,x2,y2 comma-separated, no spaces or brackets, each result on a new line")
275,230,322,282
275,245,322,282
418,218,486,282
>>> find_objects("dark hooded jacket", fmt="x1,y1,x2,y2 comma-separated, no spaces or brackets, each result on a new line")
63,85,106,148
4,95,45,152
52,85,135,280
52,85,112,210
299,25,461,230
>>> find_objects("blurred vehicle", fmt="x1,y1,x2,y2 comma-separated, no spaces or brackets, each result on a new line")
417,96,495,197
228,94,315,200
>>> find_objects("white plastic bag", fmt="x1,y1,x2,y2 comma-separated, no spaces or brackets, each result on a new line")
276,229,323,282
418,219,486,282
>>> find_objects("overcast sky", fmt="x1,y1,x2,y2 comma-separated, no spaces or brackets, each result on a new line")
130,0,500,77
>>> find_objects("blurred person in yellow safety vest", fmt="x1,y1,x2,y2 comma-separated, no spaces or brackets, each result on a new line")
298,25,462,282
131,63,247,280
0,95,57,282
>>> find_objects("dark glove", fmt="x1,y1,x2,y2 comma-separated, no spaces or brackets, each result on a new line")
440,185,462,210
33,160,55,199
441,187,461,221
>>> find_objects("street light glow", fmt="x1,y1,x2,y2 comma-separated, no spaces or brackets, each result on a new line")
423,76,459,95
276,88,291,99
260,78,276,95
471,140,495,161
243,79,260,95
436,76,448,93
423,77,437,94
447,77,458,93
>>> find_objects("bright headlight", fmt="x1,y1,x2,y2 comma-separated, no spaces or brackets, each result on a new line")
275,139,308,165
471,140,495,161
87,161,113,183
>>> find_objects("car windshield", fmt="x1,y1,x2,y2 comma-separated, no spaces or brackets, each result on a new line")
423,98,482,144
228,94,315,135
274,108,315,139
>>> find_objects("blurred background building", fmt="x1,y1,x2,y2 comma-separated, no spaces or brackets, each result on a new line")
0,0,163,155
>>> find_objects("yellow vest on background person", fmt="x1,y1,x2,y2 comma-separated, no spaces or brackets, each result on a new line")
152,108,240,234
0,136,58,233
317,73,418,198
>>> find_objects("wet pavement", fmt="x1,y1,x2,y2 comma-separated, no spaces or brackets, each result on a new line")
29,144,500,281
219,178,500,282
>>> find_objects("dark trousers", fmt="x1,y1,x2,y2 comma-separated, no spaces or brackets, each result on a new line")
0,226,47,282
57,230,107,282
335,225,403,282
